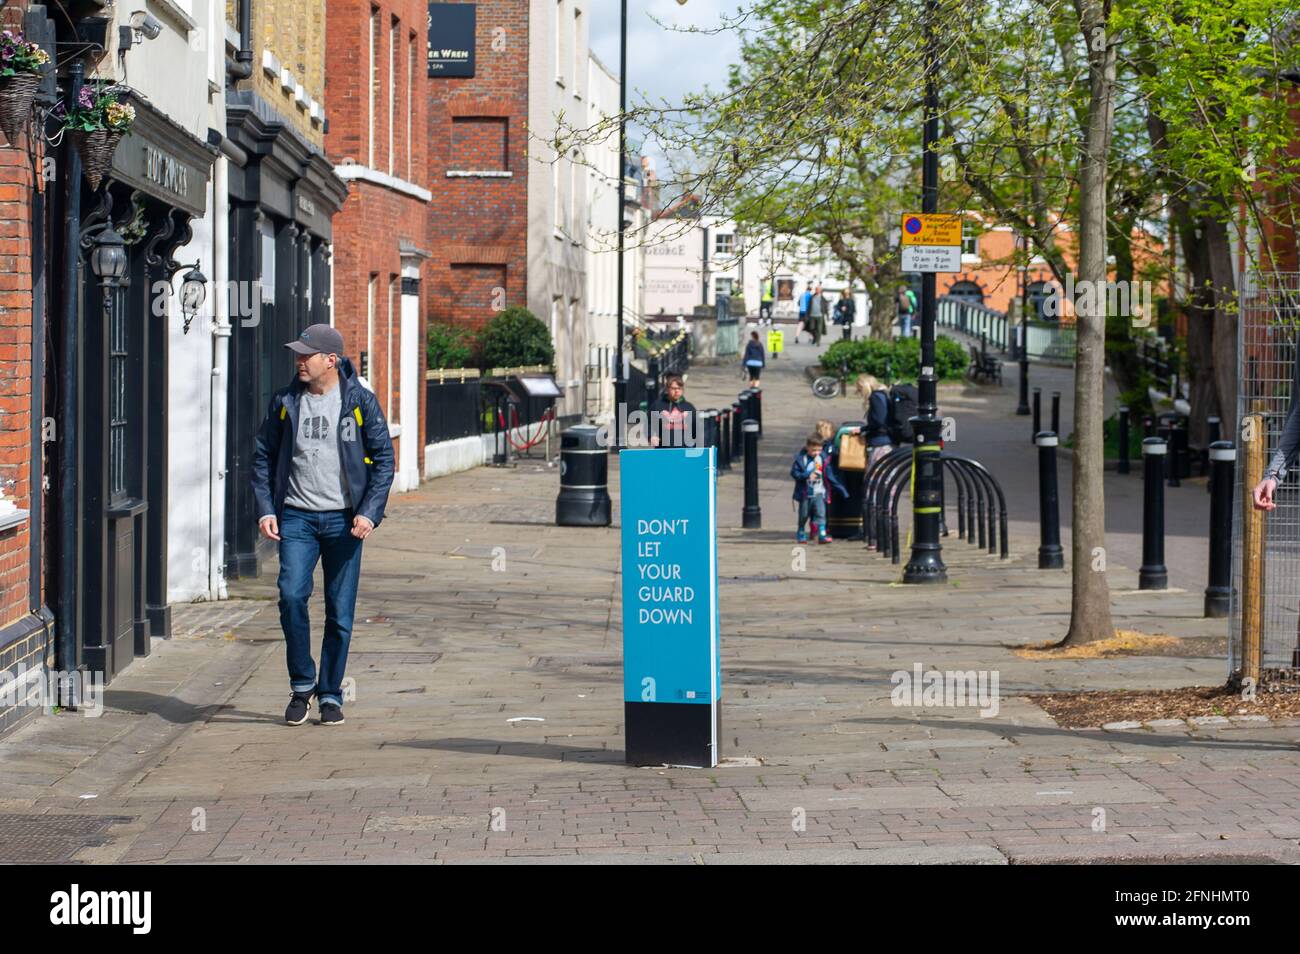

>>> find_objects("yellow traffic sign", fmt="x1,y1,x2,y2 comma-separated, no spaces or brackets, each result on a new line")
900,213,963,247
767,329,784,354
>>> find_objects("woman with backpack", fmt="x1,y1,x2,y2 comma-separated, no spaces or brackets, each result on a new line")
742,330,766,386
855,374,895,467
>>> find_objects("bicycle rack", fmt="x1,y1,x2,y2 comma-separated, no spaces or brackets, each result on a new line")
861,445,1009,564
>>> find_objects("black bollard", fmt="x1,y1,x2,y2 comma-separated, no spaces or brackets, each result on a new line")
751,386,763,439
1205,416,1221,488
1169,419,1186,487
1205,440,1235,618
646,355,660,409
1031,388,1041,443
1050,391,1061,437
1035,431,1064,569
1143,415,1154,438
1016,357,1030,415
731,402,743,462
1140,437,1169,590
718,408,732,473
742,419,761,529
1117,405,1131,475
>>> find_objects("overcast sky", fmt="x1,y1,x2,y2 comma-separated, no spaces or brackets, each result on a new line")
587,0,742,186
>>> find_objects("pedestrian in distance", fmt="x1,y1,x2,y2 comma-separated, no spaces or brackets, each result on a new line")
897,284,917,339
797,284,812,342
834,287,856,341
855,374,894,467
760,279,775,325
743,330,766,387
251,324,395,727
647,373,699,449
808,282,829,346
791,432,848,544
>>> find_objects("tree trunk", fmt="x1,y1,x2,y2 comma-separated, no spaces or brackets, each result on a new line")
1204,215,1238,424
1062,0,1117,646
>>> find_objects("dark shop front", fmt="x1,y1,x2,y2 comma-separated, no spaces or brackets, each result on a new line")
55,92,215,681
223,90,345,579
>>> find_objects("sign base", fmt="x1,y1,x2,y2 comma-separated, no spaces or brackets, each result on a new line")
625,701,720,767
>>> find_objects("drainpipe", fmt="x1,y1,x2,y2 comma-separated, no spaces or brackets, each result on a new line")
226,0,252,79
56,61,84,672
209,151,232,599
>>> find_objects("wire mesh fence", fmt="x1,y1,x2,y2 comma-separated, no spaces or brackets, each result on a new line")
1232,270,1300,683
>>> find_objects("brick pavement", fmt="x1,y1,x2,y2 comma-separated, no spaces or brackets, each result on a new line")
0,331,1294,864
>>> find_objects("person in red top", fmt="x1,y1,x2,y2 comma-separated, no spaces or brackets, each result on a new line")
647,374,699,448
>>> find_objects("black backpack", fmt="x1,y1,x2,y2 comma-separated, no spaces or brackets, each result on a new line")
887,384,918,444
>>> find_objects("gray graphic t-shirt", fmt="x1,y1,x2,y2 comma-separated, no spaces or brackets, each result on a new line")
283,384,351,511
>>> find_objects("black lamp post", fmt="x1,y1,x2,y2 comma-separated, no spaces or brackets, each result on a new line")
180,260,208,334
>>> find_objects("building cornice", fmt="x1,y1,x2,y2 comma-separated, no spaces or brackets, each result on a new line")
334,162,432,202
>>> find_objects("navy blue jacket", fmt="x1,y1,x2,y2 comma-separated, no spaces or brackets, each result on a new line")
743,340,766,366
865,389,892,447
790,448,849,502
251,356,395,528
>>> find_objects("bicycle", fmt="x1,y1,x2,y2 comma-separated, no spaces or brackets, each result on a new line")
812,361,850,399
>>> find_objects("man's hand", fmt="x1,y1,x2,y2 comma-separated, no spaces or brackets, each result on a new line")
351,515,375,539
1253,477,1279,511
258,516,280,541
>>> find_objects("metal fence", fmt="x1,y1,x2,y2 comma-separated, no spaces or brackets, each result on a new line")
424,368,557,445
936,297,1013,353
1023,319,1077,363
1231,271,1300,678
1135,333,1186,401
425,372,482,444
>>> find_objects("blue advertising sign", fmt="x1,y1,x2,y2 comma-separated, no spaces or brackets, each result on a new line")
427,3,476,78
620,447,720,767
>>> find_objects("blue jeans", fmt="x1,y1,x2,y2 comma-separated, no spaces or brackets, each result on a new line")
799,495,827,535
900,312,913,338
277,506,364,708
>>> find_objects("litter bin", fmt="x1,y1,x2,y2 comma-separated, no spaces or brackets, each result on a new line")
827,422,867,540
557,425,611,526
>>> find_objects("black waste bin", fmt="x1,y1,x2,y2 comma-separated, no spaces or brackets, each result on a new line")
556,425,611,526
827,422,867,540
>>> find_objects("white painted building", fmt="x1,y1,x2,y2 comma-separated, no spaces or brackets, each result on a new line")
527,0,590,421
643,214,869,325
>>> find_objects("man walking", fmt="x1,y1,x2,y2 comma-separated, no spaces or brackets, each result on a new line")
808,282,828,346
759,279,775,325
251,324,394,726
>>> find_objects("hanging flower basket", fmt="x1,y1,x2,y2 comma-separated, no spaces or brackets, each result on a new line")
58,82,135,190
0,71,40,143
0,30,50,145
67,127,123,191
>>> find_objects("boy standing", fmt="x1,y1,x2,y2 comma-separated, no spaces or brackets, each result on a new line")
791,433,847,544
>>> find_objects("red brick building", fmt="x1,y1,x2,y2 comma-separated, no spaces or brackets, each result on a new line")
425,0,530,330
0,2,51,735
326,0,434,492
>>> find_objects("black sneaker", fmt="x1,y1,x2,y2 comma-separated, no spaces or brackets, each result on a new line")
319,703,345,726
284,691,313,725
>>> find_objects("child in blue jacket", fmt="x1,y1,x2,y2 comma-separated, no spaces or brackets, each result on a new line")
791,433,848,543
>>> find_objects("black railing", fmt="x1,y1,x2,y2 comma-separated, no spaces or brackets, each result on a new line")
425,369,558,446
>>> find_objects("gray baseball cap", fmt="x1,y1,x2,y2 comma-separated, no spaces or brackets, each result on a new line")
285,323,345,356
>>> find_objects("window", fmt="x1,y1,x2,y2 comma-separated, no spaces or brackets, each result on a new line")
573,9,582,97
407,32,415,180
555,0,564,85
961,222,980,257
714,277,734,297
570,151,580,239
553,149,563,232
387,275,397,419
368,7,379,167
367,274,377,379
714,233,735,256
389,17,398,175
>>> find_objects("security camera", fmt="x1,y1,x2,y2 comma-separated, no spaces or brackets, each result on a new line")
130,11,163,40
